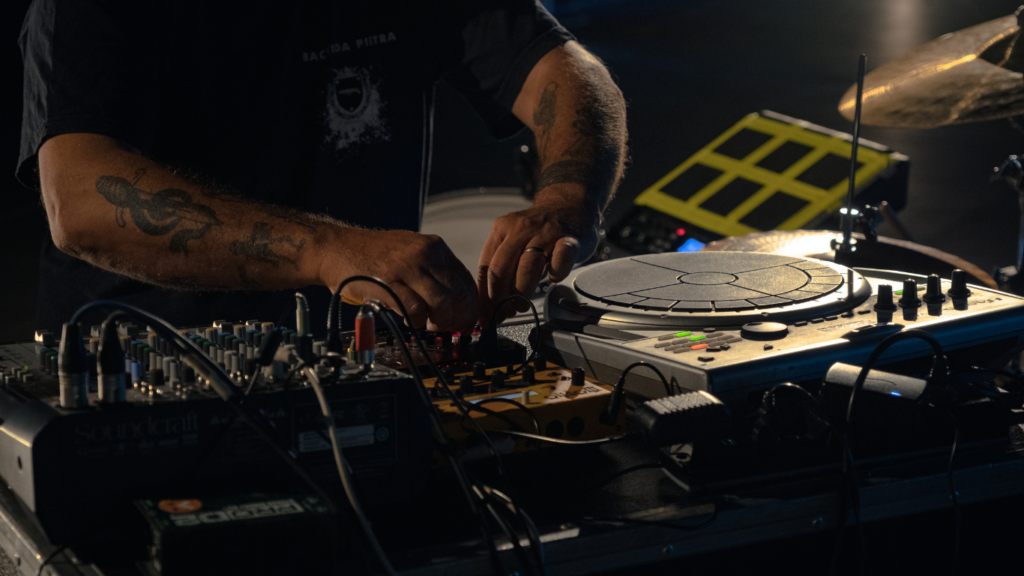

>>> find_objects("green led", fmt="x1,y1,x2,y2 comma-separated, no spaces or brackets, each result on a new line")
674,331,692,338
689,335,706,341
895,290,903,295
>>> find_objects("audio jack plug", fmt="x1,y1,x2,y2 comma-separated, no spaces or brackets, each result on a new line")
58,322,89,409
97,316,127,404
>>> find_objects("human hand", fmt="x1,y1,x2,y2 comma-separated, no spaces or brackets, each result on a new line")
477,196,599,327
319,228,478,332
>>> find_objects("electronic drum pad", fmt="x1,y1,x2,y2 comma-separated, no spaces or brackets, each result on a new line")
547,252,870,329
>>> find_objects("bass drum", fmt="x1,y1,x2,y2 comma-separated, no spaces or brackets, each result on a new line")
421,188,545,326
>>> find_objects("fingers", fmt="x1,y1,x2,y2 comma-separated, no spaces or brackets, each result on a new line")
513,250,548,312
344,280,429,329
476,224,507,328
549,236,581,283
443,250,480,332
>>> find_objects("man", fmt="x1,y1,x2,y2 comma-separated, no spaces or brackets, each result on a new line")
18,0,626,333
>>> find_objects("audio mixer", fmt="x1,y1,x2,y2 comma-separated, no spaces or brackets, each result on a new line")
0,318,437,547
540,252,1024,407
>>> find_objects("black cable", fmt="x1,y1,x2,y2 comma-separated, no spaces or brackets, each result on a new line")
758,383,865,576
345,280,544,576
36,545,67,576
330,282,507,575
947,415,962,563
485,429,629,445
619,362,673,397
833,330,945,576
602,361,673,426
585,463,664,493
469,398,542,436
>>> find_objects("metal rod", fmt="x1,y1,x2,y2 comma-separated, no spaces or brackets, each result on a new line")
1017,192,1024,271
841,54,867,253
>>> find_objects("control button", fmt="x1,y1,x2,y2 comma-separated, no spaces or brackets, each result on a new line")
691,344,708,350
794,321,808,327
740,322,788,340
841,311,855,318
894,290,903,296
857,309,872,315
874,284,898,311
824,315,838,321
898,279,921,308
674,331,693,338
655,340,678,349
672,347,691,354
697,356,714,362
763,344,773,350
689,335,706,342
811,318,825,324
721,344,731,350
704,332,729,340
703,327,717,333
706,346,722,352
658,334,676,341
948,269,972,299
923,274,946,304
720,336,742,343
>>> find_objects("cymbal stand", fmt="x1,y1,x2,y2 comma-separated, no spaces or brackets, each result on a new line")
832,54,867,266
989,154,1024,294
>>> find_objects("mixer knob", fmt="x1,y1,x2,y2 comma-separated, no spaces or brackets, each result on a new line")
522,365,535,384
947,269,972,299
472,361,487,379
571,367,585,387
874,284,898,311
923,274,945,304
898,279,921,308
490,370,505,390
459,375,474,395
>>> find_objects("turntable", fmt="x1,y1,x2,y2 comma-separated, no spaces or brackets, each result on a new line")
540,252,1024,407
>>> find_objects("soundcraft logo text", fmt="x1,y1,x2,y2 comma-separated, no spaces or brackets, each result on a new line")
74,413,200,444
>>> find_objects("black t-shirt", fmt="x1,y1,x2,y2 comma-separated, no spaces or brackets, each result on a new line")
18,0,572,334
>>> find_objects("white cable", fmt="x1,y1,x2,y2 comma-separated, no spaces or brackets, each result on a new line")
304,367,397,576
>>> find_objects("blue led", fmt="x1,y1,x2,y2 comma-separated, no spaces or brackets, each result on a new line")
676,238,706,253
890,391,901,396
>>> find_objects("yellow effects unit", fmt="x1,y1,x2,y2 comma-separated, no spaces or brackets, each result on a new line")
633,110,909,237
424,365,627,462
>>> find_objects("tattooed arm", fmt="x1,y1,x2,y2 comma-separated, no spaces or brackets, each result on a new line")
478,41,627,325
38,133,478,330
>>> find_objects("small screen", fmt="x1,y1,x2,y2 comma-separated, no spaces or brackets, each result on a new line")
676,238,706,253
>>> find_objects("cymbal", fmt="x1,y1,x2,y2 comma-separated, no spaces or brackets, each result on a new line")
838,14,1024,128
702,230,997,288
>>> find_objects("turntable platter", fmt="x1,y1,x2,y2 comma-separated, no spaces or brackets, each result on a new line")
551,252,871,329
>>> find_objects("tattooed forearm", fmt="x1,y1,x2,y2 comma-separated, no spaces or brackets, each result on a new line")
229,222,307,270
94,171,223,256
237,267,262,290
537,160,591,189
533,82,559,159
528,47,627,206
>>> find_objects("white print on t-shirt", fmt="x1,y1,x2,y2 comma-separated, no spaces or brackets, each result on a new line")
323,66,390,153
302,31,398,62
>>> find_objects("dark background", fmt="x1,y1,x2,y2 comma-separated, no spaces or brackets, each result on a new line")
2,0,1022,344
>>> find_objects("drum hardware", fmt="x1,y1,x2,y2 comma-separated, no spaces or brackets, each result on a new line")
838,9,1024,128
989,154,1024,295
